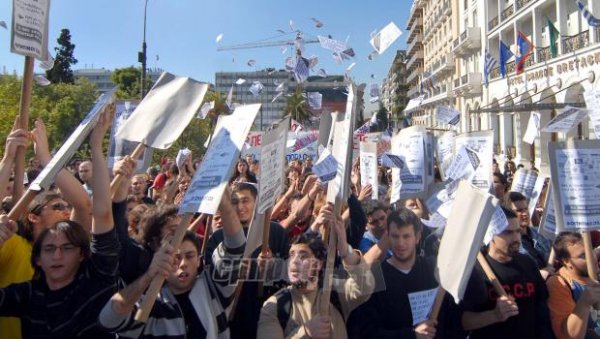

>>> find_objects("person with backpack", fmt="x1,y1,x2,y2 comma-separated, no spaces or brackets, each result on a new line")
257,212,374,339
547,232,600,339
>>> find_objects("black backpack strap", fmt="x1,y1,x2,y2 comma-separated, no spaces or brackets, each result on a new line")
275,288,293,330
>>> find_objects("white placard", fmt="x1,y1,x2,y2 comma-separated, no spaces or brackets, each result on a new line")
257,117,288,214
435,106,461,125
326,87,355,203
455,131,494,191
437,181,498,303
436,131,456,181
30,89,116,191
179,104,260,215
116,72,209,149
542,106,588,133
369,22,402,55
107,101,153,172
539,184,561,240
380,153,405,168
360,141,379,201
523,111,541,145
483,204,510,245
313,147,338,183
408,287,439,325
548,140,600,231
11,0,50,60
510,169,546,218
390,126,426,203
444,145,479,182
584,88,600,139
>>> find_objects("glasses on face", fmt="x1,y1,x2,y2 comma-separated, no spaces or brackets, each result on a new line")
42,243,79,255
46,202,72,212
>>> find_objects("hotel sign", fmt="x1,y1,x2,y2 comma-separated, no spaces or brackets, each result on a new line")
509,51,600,86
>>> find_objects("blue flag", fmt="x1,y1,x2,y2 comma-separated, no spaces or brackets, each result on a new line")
499,41,514,78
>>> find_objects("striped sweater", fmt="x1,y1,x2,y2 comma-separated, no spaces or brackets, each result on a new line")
99,229,245,339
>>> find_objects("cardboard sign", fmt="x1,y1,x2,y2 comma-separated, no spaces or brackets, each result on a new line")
455,131,494,192
390,126,426,202
11,0,50,60
360,141,379,201
107,101,153,172
257,117,288,214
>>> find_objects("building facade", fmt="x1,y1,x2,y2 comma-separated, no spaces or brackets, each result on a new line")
382,50,410,119
406,0,426,107
73,67,163,94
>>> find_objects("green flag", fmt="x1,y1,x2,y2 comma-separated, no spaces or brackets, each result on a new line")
546,16,560,58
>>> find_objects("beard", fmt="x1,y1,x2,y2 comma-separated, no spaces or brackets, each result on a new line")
507,241,521,257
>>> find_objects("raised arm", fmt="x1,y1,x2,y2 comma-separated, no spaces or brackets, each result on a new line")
89,105,115,234
0,128,30,202
31,119,92,230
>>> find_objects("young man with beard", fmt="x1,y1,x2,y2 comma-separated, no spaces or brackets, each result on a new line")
460,207,553,339
349,208,461,339
257,214,374,339
205,182,290,339
99,190,245,339
546,232,600,338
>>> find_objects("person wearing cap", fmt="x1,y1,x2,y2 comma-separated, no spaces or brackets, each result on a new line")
460,207,553,339
0,120,92,339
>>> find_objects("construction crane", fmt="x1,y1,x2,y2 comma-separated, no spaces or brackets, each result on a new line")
217,32,319,55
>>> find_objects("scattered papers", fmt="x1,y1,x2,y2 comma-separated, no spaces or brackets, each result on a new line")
523,111,541,144
542,106,588,133
313,147,338,182
483,205,510,245
198,101,214,119
38,54,54,70
226,85,233,109
235,78,246,85
380,153,404,168
311,17,324,28
176,148,191,169
369,83,380,98
34,74,51,86
308,55,319,69
370,22,402,55
408,288,439,325
317,35,348,53
249,81,264,97
289,20,295,31
346,62,356,72
317,68,328,77
308,92,323,110
247,59,256,67
435,105,461,126
0,20,6,29
367,51,379,61
445,146,479,181
215,33,223,43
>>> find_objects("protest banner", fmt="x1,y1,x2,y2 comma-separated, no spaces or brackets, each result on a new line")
549,139,600,280
9,90,116,220
360,141,379,200
110,72,209,195
135,104,259,322
107,101,153,172
435,105,461,126
10,0,51,199
435,131,456,181
321,85,356,316
455,130,494,191
257,117,289,214
510,168,546,218
584,88,600,139
436,181,500,303
409,287,439,325
542,106,588,133
539,184,561,241
390,125,426,203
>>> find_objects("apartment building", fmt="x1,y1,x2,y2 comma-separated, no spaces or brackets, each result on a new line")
405,0,426,107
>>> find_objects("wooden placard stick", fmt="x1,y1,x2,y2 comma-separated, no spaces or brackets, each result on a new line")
109,143,146,197
200,215,213,258
13,56,35,201
477,252,507,297
428,287,447,321
319,201,342,316
134,213,193,321
257,207,274,297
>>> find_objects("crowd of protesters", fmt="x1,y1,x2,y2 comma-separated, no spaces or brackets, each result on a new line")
1,109,600,339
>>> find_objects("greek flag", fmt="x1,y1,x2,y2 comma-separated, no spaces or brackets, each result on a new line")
484,49,498,87
576,0,600,27
294,57,310,83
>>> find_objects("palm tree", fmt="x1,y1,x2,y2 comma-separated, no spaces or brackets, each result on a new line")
284,86,312,124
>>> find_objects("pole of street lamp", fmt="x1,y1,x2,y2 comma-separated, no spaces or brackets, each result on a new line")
140,0,149,99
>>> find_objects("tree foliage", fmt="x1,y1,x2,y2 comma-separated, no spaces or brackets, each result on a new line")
284,87,312,124
46,29,78,84
111,66,154,100
0,75,97,159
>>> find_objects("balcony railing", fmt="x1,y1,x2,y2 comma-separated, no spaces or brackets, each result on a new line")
597,27,600,43
562,30,590,54
538,47,551,63
453,72,483,98
453,27,482,56
501,5,514,21
488,16,499,31
506,61,516,74
516,0,533,10
490,67,501,80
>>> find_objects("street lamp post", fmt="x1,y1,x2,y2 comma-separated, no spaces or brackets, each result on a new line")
138,0,149,99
